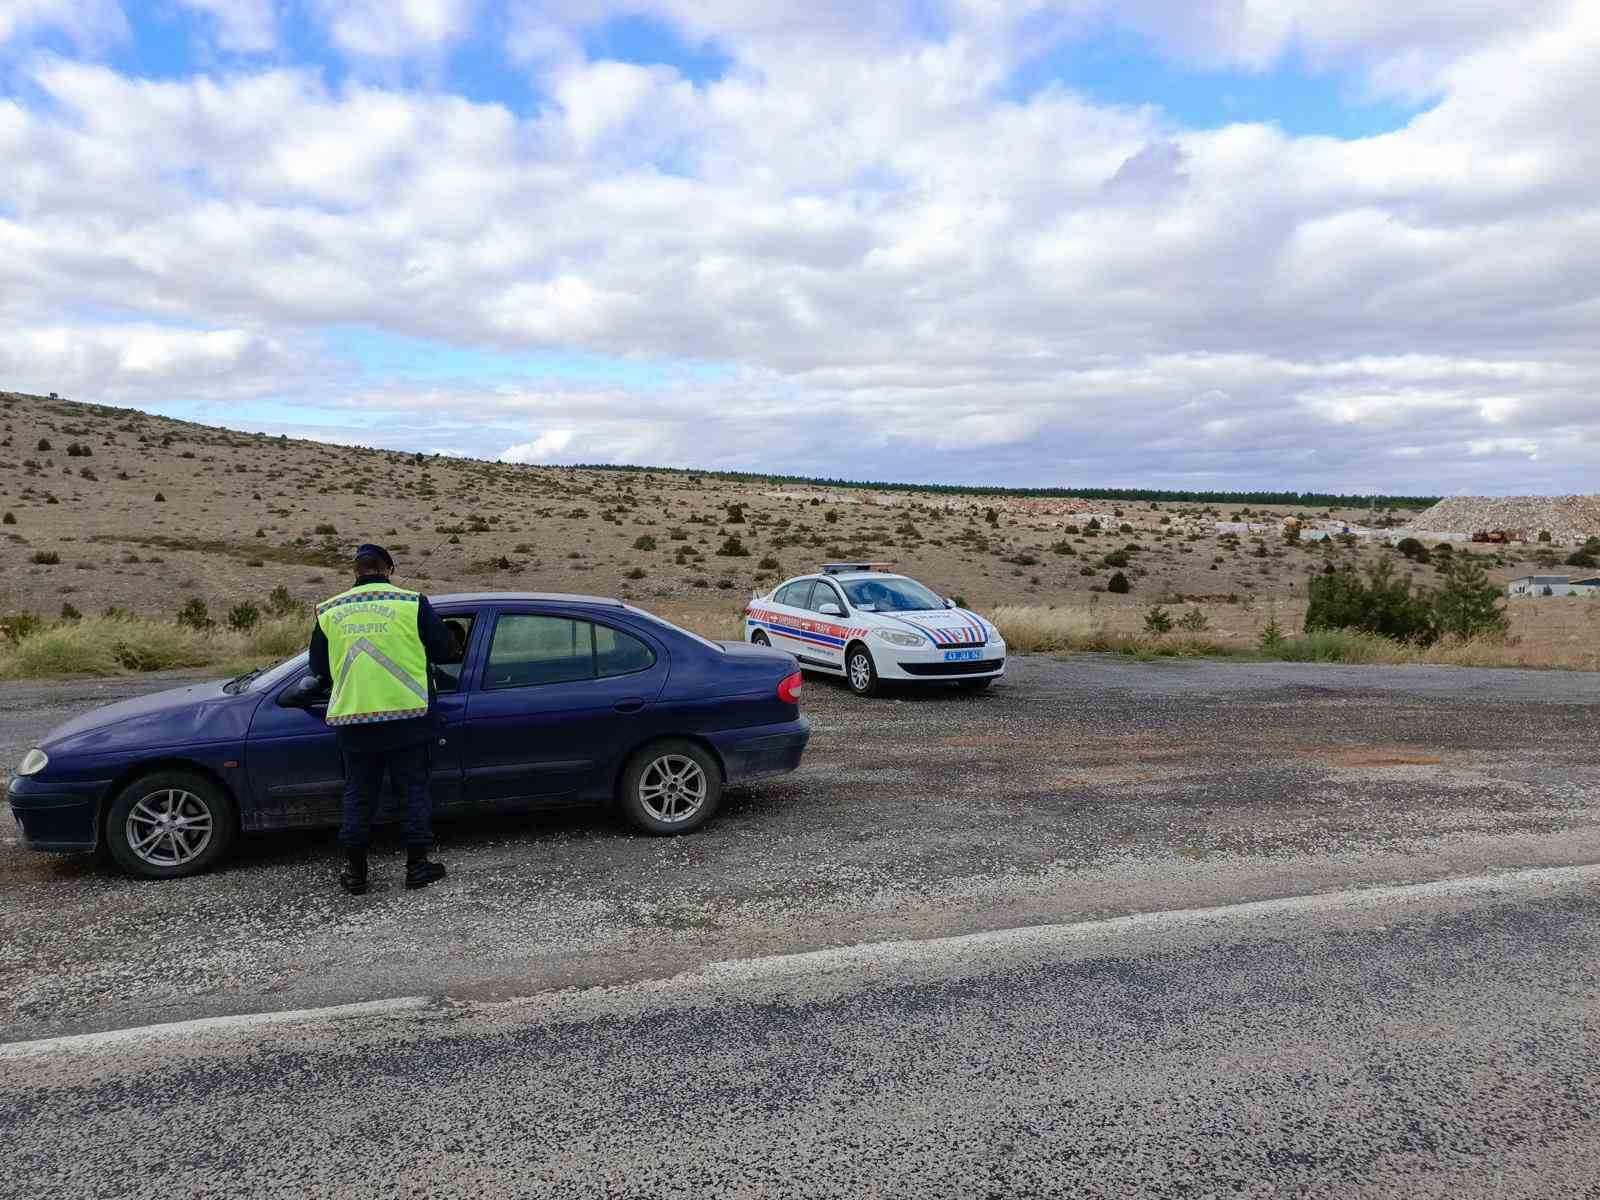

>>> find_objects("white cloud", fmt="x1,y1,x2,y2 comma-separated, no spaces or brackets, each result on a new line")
173,0,276,52
0,0,1598,493
0,0,123,48
313,0,476,57
499,429,576,462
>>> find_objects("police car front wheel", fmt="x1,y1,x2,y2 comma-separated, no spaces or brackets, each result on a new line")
845,643,881,697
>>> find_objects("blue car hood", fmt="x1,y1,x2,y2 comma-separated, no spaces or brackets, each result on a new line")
42,680,262,753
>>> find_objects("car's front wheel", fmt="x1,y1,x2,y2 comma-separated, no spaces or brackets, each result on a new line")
618,739,722,835
751,630,771,647
105,770,237,880
845,642,881,697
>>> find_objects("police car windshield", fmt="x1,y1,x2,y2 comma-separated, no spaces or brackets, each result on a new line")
840,577,945,612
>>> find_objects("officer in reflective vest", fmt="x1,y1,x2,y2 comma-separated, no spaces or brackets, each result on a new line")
309,544,458,895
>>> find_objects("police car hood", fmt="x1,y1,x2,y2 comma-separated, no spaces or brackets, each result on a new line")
871,608,991,644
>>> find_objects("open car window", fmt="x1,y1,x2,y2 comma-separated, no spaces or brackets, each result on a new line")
433,613,475,693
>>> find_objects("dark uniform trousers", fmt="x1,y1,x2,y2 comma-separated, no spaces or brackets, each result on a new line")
339,744,433,850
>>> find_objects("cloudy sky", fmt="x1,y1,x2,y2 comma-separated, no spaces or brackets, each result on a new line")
2,1,1596,494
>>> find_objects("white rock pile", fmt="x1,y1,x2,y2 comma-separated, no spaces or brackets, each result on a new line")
1416,495,1600,543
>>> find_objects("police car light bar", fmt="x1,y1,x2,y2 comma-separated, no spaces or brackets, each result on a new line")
820,562,896,575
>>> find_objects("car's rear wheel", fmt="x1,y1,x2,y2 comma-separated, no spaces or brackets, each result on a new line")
751,630,771,646
105,769,237,880
618,739,722,835
845,642,881,697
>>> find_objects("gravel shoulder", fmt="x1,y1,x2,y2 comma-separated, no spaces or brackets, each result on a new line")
3,655,1599,1042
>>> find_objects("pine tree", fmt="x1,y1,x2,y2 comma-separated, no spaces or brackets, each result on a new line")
1432,557,1509,641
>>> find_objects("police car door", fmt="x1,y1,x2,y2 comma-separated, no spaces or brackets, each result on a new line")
758,579,815,660
802,578,851,672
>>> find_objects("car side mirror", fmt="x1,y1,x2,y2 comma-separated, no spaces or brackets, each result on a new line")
278,674,328,710
943,597,956,608
817,602,842,616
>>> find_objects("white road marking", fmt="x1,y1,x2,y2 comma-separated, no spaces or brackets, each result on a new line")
5,863,1598,1059
0,996,431,1060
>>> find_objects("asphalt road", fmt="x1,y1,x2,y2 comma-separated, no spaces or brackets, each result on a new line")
3,656,1600,1196
4,866,1598,1198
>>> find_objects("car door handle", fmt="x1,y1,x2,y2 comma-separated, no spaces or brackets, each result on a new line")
613,697,646,713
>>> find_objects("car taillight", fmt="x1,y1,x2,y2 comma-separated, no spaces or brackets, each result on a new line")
777,671,803,705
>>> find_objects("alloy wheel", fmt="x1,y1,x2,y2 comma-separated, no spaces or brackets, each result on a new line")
125,788,214,869
638,755,708,823
849,652,873,692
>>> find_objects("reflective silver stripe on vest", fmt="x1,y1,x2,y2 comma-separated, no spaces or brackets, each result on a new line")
332,636,430,707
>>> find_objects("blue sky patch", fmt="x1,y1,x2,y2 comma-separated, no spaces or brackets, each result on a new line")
1008,27,1430,139
581,13,731,83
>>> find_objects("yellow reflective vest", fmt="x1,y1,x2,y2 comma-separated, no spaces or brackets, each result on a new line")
314,583,430,727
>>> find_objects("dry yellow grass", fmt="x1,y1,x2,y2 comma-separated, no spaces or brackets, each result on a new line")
0,600,1591,680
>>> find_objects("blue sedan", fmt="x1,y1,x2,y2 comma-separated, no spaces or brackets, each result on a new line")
7,593,811,879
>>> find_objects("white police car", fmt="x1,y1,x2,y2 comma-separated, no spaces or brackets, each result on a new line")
745,564,1006,697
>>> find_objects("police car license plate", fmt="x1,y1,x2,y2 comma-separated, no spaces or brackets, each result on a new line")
944,649,982,662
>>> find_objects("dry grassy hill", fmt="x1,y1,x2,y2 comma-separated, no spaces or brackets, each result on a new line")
0,390,1592,664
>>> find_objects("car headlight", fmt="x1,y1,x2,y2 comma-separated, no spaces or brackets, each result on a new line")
873,628,926,648
985,624,1002,645
16,748,48,777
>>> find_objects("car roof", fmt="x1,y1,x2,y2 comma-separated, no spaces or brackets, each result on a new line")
807,572,910,583
430,591,624,607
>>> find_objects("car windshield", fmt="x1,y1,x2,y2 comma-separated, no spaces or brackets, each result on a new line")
841,576,946,612
231,652,309,694
623,606,725,651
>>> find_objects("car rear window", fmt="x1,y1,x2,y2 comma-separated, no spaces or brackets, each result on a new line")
623,605,725,653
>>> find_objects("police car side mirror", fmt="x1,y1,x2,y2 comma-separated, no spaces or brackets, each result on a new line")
943,597,956,608
817,602,842,617
278,674,328,710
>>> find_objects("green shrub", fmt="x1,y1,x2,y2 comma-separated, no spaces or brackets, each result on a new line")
59,602,81,622
1107,571,1131,594
1395,536,1430,562
1565,549,1598,568
30,550,60,565
154,492,165,502
35,437,50,451
725,504,745,524
633,535,657,551
228,602,261,632
1305,561,1436,644
625,566,646,580
1433,557,1509,641
716,535,750,557
1177,607,1211,633
758,555,780,570
266,585,302,617
313,522,338,535
1142,604,1173,635
1,512,14,525
1258,609,1286,651
824,509,839,524
1050,540,1076,556
1,612,44,644
1537,530,1552,543
1102,549,1130,568
176,597,214,630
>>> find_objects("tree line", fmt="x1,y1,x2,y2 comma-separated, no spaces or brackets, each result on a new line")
568,464,1439,510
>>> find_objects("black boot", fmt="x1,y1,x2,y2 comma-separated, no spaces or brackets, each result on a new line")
405,846,446,891
340,848,370,895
